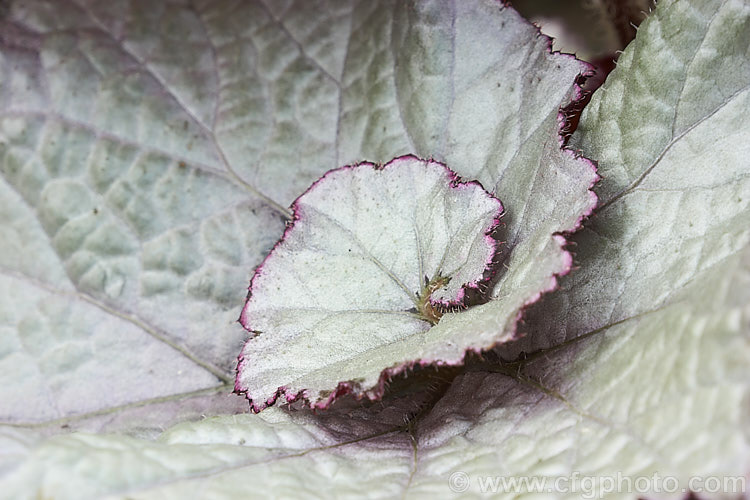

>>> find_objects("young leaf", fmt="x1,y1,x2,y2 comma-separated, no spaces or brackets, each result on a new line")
236,156,503,411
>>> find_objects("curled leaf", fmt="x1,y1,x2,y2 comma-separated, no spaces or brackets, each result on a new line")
236,156,503,411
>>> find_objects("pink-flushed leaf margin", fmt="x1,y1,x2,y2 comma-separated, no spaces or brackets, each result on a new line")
233,71,600,414
232,8,602,413
510,104,601,317
234,155,505,411
242,154,505,313
517,43,601,296
502,111,600,351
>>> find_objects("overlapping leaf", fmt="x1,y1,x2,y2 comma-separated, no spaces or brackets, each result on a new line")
11,0,745,498
4,1,744,498
237,0,597,408
236,156,504,410
0,0,593,428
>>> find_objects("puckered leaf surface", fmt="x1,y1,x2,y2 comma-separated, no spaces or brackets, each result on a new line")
0,0,593,428
22,0,750,498
3,244,748,499
2,1,742,498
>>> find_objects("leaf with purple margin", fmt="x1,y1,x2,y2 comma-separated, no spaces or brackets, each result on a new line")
235,156,504,411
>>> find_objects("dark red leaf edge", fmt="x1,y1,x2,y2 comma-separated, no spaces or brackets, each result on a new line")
234,7,601,414
235,155,504,412
503,33,601,340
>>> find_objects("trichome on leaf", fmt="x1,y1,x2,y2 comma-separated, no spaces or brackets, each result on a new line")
235,155,504,411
